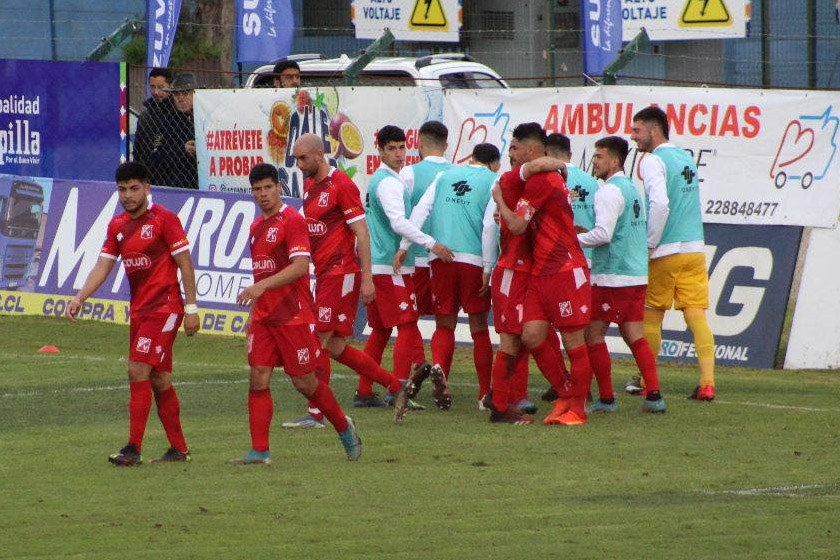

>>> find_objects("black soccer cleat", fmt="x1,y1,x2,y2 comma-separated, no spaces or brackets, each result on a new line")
108,444,142,467
407,362,431,399
541,386,559,402
150,447,191,463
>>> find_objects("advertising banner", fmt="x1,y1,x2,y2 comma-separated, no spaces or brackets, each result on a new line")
622,0,748,41
351,0,462,42
582,0,623,75
236,0,294,64
0,59,124,182
194,86,437,196
445,86,840,227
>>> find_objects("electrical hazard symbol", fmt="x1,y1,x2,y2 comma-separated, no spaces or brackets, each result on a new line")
680,0,732,27
410,0,449,29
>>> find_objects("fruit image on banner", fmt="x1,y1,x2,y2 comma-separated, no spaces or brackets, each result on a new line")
195,86,429,196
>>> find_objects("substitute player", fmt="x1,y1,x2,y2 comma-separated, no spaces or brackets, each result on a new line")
579,136,665,414
66,162,198,466
488,123,571,424
234,163,362,464
291,133,413,424
495,123,593,426
631,106,715,401
395,143,500,409
365,125,455,411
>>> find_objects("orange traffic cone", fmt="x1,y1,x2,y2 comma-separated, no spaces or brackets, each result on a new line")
38,345,60,354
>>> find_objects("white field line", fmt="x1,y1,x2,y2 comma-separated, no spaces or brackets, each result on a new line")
714,399,840,413
702,483,840,498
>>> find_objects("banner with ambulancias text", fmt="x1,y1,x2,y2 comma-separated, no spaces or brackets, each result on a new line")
444,86,840,227
193,86,439,196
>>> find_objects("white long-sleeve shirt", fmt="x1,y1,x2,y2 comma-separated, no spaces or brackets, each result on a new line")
640,145,704,259
482,199,500,272
375,165,436,274
399,155,448,197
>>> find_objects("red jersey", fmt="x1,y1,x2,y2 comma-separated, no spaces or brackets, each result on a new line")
249,204,315,325
497,165,532,272
100,203,189,318
515,170,587,276
303,167,365,277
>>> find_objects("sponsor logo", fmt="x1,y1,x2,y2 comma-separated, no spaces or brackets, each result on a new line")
318,191,330,207
338,313,347,322
297,348,310,365
123,253,152,271
266,226,278,243
770,106,839,190
319,306,332,322
580,304,589,314
452,180,472,197
399,301,409,311
116,232,124,242
633,199,641,219
141,224,154,239
601,302,611,312
307,218,328,236
252,256,276,272
136,336,151,354
559,300,573,317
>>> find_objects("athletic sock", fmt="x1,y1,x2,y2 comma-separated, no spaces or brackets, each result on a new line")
154,385,188,453
643,308,666,360
566,344,593,414
510,349,529,403
430,325,455,377
529,336,566,396
128,379,153,451
310,382,348,433
248,388,273,452
394,323,422,380
472,329,493,398
587,342,614,401
546,327,569,377
413,335,426,366
337,345,402,394
684,307,715,387
491,350,516,412
307,352,331,420
629,337,660,393
359,327,391,395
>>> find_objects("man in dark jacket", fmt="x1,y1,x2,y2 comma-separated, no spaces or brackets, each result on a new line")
133,68,178,186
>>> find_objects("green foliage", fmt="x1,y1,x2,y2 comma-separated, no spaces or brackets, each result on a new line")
2,316,840,559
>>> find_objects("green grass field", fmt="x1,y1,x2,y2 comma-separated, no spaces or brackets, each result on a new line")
1,315,839,559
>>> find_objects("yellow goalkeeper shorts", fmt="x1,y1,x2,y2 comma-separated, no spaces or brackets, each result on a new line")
646,252,709,310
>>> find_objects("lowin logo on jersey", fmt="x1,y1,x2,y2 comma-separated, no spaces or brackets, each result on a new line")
452,180,472,197
266,227,278,243
141,224,154,239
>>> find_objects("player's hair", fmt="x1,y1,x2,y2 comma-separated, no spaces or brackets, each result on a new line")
472,143,500,165
512,122,547,146
633,106,670,139
594,136,630,167
273,59,300,75
115,161,150,184
377,125,406,148
248,163,279,185
546,133,571,157
419,120,448,147
148,67,173,83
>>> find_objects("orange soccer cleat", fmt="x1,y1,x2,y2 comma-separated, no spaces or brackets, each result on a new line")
689,385,715,402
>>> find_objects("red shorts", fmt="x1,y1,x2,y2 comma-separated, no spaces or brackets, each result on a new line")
523,267,591,331
247,321,322,376
315,272,360,337
491,267,530,335
591,284,647,324
412,266,434,315
129,312,183,372
430,260,491,315
366,273,418,329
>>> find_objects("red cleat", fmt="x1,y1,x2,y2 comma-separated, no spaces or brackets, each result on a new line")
688,385,715,401
555,409,587,426
542,398,572,425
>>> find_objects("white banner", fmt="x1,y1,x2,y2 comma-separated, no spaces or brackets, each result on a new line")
351,0,461,42
194,86,440,196
444,86,840,227
622,0,748,41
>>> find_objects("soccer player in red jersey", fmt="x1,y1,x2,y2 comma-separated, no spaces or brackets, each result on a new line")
234,163,361,464
290,133,412,424
494,123,593,426
66,162,198,466
486,124,570,424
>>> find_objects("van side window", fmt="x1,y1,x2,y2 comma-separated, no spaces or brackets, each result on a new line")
439,72,471,89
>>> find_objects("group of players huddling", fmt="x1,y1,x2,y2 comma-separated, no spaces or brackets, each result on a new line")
67,106,717,466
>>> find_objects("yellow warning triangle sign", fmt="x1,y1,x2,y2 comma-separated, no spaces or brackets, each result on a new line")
409,0,448,29
679,0,732,26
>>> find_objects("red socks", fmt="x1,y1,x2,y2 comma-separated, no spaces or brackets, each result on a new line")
529,336,565,395
310,382,348,433
248,388,273,452
431,325,455,376
394,323,422,380
630,337,660,393
510,349,529,403
472,329,493,397
337,345,402,394
566,344,593,414
359,327,391,395
491,350,516,412
128,380,152,451
413,335,426,366
587,342,614,401
307,352,331,420
154,386,188,453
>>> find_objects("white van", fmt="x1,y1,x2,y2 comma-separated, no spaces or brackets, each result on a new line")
244,53,508,90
